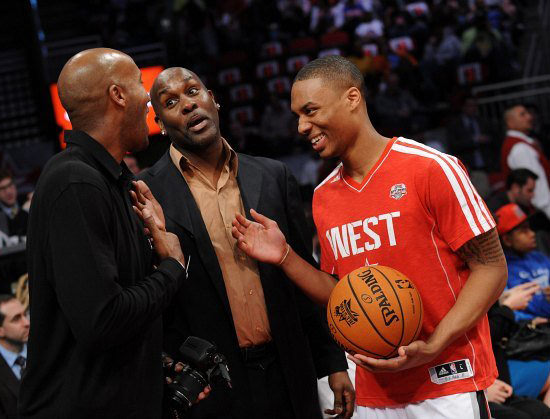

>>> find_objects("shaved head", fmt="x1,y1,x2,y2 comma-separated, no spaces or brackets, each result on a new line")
294,55,366,102
504,104,533,133
58,48,137,131
150,67,205,113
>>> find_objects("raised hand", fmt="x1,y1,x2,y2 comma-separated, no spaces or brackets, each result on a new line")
231,209,288,265
131,180,166,233
143,207,185,266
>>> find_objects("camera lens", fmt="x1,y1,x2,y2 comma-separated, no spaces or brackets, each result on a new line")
168,365,209,411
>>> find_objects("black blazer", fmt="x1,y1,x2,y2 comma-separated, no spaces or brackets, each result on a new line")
0,355,19,419
140,152,347,419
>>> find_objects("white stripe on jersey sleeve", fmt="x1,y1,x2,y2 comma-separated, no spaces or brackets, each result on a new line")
314,162,343,191
397,138,495,232
392,142,482,236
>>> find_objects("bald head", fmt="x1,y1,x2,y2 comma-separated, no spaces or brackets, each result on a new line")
504,104,533,134
58,48,138,131
150,67,205,113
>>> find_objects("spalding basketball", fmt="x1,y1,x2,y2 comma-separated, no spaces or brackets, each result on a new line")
327,265,423,359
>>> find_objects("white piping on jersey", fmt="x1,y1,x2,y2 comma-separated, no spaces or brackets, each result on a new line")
315,162,343,191
398,138,494,232
340,145,394,193
430,222,479,391
451,155,495,230
392,142,484,236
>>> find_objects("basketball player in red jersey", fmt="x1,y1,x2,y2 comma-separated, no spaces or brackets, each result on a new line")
232,56,507,418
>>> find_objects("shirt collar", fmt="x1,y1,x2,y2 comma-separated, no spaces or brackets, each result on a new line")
0,343,26,368
65,131,125,181
506,130,535,144
0,201,18,217
169,138,239,177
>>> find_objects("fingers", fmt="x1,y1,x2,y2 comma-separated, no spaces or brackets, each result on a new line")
250,208,277,228
142,208,160,240
332,389,343,416
344,390,355,418
347,354,374,372
348,353,406,372
232,218,249,236
234,212,251,228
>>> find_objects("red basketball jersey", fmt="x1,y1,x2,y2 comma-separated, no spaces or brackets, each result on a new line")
313,137,497,407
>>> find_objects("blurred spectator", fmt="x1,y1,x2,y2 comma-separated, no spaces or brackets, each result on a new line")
446,97,495,170
501,105,550,220
0,170,28,246
354,11,384,40
374,72,422,134
487,168,537,214
496,203,550,322
14,274,29,315
435,26,462,66
259,94,296,156
0,295,29,419
461,10,503,60
488,289,550,418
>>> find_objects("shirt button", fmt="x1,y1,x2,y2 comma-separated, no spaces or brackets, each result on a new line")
256,326,261,332
249,289,253,295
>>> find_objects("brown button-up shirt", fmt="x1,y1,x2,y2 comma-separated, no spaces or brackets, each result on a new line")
170,141,271,347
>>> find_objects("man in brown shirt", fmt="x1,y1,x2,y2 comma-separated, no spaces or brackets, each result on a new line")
140,67,354,419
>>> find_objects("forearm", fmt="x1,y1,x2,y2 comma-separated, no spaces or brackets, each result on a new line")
427,264,507,353
280,247,337,306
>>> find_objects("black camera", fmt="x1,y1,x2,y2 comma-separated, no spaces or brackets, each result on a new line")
165,336,232,417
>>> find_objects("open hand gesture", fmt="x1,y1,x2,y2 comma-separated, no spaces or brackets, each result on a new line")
131,180,166,233
231,209,288,265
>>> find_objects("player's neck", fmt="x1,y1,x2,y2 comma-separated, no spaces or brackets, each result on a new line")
342,128,390,183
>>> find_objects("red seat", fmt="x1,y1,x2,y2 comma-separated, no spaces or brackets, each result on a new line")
320,31,349,48
288,37,318,54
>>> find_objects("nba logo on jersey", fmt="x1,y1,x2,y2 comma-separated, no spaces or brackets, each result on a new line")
390,183,407,200
450,363,457,374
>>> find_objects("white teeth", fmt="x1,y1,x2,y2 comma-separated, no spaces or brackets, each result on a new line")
311,134,324,145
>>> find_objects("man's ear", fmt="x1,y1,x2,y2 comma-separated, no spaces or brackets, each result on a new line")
156,117,165,132
346,87,362,111
208,90,217,106
108,84,126,107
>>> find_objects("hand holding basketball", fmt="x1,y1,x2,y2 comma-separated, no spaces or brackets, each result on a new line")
232,209,288,264
348,340,441,373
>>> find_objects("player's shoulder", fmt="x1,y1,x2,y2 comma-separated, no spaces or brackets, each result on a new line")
391,137,464,174
314,162,343,196
43,148,106,187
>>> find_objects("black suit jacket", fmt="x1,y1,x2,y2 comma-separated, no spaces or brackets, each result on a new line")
140,152,347,419
0,355,19,419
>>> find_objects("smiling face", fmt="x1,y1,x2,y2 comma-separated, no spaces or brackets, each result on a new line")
152,68,220,152
291,77,358,159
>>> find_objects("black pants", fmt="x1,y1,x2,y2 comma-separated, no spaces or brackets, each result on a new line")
490,395,550,419
241,342,296,419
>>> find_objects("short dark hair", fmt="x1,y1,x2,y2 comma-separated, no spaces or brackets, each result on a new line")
0,169,12,183
294,55,366,101
506,168,538,190
0,294,16,326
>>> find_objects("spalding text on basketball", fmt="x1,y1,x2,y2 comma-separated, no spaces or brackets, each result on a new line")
324,212,400,260
357,268,400,326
